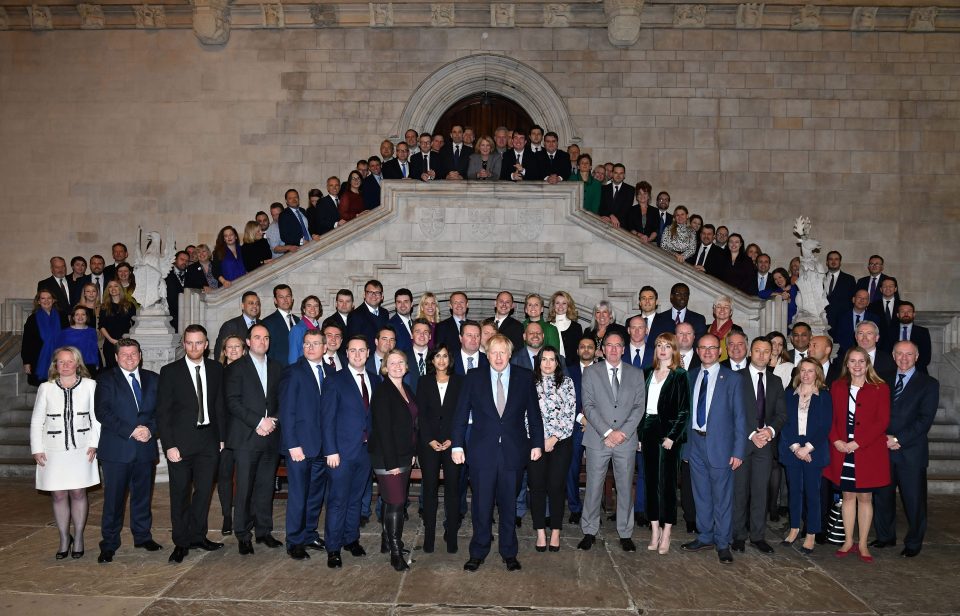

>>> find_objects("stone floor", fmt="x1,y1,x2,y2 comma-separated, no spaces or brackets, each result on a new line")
0,478,958,615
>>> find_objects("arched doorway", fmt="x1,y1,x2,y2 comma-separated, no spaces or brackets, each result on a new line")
433,93,534,141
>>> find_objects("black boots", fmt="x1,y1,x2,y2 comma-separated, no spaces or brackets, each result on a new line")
384,504,409,571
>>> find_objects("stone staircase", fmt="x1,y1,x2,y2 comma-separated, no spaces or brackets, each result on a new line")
929,405,960,495
0,333,36,478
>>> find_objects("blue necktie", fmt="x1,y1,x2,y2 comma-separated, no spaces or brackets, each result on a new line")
894,374,905,402
316,363,325,388
401,162,408,178
129,372,142,409
295,209,310,243
633,348,642,368
695,370,709,428
902,326,908,341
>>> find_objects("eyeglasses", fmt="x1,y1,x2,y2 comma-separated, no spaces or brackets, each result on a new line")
697,345,720,351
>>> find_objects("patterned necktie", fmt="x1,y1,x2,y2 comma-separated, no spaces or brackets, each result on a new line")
894,374,905,402
418,352,425,376
675,311,681,325
696,370,709,428
869,277,877,299
327,356,335,367
467,356,475,370
195,365,204,424
287,314,295,330
59,278,68,302
129,373,142,409
496,372,506,416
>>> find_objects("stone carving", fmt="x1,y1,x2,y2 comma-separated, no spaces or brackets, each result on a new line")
469,208,495,240
0,8,10,30
907,7,937,32
310,4,337,27
418,207,445,239
135,5,167,29
261,3,284,27
77,4,105,29
491,3,514,28
850,7,877,31
369,3,393,27
604,0,644,47
792,217,828,331
674,4,706,28
132,228,178,314
191,0,231,45
431,4,454,27
29,5,53,30
543,3,570,28
515,209,543,242
736,3,763,29
791,4,820,30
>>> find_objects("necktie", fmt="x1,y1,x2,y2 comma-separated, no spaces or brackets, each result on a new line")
333,196,339,208
894,374,905,402
855,314,862,326
759,275,764,290
549,153,554,161
59,278,68,302
129,373,142,409
496,372,506,416
418,352,425,376
633,348,642,368
696,246,706,266
287,314,295,330
613,185,619,200
886,301,892,321
454,145,460,163
467,356,475,370
516,152,522,166
696,370,709,428
316,363,325,389
401,162,407,178
611,367,620,398
94,276,101,293
425,154,430,171
195,365,204,424
869,277,877,299
756,371,766,429
296,209,310,243
327,356,335,367
829,274,836,295
902,325,908,341
675,311,681,325
358,373,369,408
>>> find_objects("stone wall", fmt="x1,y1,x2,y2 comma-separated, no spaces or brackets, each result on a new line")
1,25,959,310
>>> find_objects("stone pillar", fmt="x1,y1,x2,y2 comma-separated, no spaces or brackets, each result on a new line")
604,0,644,47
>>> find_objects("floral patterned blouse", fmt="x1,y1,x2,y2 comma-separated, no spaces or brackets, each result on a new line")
534,375,577,441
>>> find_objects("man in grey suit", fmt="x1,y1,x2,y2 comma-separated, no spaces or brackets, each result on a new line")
577,330,645,552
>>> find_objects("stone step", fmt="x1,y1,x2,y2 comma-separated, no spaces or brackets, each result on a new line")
929,476,960,495
935,407,952,423
929,440,960,457
929,456,960,474
0,425,28,441
0,457,35,478
0,438,31,459
930,423,960,440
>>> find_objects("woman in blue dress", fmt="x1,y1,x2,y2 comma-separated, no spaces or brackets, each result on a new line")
55,306,100,374
213,225,246,286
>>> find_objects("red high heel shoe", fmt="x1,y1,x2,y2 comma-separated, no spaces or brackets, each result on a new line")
835,544,859,558
858,550,874,564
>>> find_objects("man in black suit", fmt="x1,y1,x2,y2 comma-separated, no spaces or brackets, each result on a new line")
855,320,897,384
831,290,878,358
654,192,672,247
675,320,700,533
786,322,812,365
213,291,260,359
732,337,787,554
649,283,708,343
322,322,348,372
598,163,634,228
156,324,226,563
103,243,129,284
510,321,545,370
321,288,354,338
809,335,841,387
754,254,777,298
492,291,524,352
410,133,437,182
225,324,283,555
856,254,895,303
540,132,570,184
278,189,318,248
350,279,391,349
37,256,71,310
868,277,902,332
687,225,728,279
676,322,701,373
500,131,538,182
891,303,932,372
824,250,858,327
720,331,749,372
382,142,414,181
88,254,107,296
435,291,470,352
261,284,298,365
306,177,342,237
438,124,473,180
871,340,940,557
165,251,189,332
362,156,383,210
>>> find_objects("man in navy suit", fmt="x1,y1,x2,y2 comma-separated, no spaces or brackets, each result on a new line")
889,303,931,371
437,124,473,180
280,329,332,560
95,338,162,563
871,341,940,557
824,250,858,327
350,280,391,349
389,288,415,353
598,163,635,227
687,225,728,280
831,289,879,358
278,189,318,248
856,254,895,303
382,142,414,181
361,157,383,210
320,335,381,569
755,254,778,298
868,278,902,331
654,191,672,247
500,130,536,182
436,291,470,353
510,321,547,370
308,177,345,236
566,336,596,525
452,334,543,572
261,284,299,365
540,132,570,183
624,315,653,522
680,334,748,565
649,283,708,343
453,320,488,375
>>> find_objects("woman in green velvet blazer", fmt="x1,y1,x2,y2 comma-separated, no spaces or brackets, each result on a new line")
569,153,602,214
638,332,691,554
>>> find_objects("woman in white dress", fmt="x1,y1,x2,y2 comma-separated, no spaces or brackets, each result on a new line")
30,346,100,559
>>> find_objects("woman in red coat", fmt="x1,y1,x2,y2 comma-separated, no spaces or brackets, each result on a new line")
338,170,366,222
825,346,890,563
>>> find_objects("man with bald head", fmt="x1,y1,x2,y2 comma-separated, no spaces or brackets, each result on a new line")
808,334,840,386
38,256,71,309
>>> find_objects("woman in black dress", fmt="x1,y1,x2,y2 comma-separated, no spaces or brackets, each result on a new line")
98,280,136,369
241,220,273,273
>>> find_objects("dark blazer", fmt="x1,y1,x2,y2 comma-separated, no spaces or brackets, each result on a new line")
434,316,463,352
382,157,412,180
321,312,349,337
183,261,218,291
225,354,282,452
638,367,690,443
779,387,833,468
320,366,381,462
416,374,463,447
887,371,939,467
868,298,903,330
214,314,254,361
654,210,673,246
649,308,708,343
825,379,890,489
278,206,312,247
409,150,438,181
67,274,91,307
687,243,729,279
156,358,225,457
500,148,539,182
623,205,659,238
495,316,525,352
724,253,757,296
262,309,299,365
829,310,880,356
856,273,895,303
361,174,382,209
686,364,750,466
94,366,160,464
103,263,122,284
453,350,489,376
37,276,70,310
754,271,778,298
743,367,788,437
452,365,544,471
368,378,417,470
307,197,341,236
539,150,571,180
349,305,390,349
278,357,329,458
164,269,185,331
825,270,857,325
438,143,473,178
599,182,635,221
871,350,897,385
887,324,932,372
389,314,414,353
557,320,584,366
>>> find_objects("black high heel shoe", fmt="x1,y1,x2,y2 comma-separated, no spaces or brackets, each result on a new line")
72,542,85,559
535,544,547,553
548,544,560,552
56,536,74,560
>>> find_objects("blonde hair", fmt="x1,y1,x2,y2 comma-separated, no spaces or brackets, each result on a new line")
218,334,247,366
47,346,92,381
547,290,579,322
379,348,408,377
416,292,439,324
839,346,885,385
242,220,261,244
790,357,826,390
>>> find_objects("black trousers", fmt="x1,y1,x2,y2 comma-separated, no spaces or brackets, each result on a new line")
873,454,927,551
232,448,279,541
640,429,681,525
528,437,573,530
681,460,697,526
419,445,460,536
733,442,774,542
216,447,235,523
168,450,218,548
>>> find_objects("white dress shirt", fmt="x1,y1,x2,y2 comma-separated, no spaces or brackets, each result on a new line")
185,357,210,425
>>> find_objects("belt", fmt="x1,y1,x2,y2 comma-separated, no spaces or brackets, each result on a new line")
692,428,707,437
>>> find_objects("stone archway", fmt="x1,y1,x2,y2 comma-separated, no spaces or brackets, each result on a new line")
393,54,580,145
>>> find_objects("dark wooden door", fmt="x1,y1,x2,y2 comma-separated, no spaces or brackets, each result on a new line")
433,93,534,140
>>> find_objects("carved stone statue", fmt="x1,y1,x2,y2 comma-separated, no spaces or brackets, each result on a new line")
491,3,514,28
431,4,454,27
370,3,393,27
604,0,644,47
674,5,706,28
78,4,105,29
132,228,178,315
908,7,937,32
792,216,828,333
29,5,53,30
310,4,337,27
851,7,877,31
262,3,284,28
135,5,167,29
543,3,570,28
791,4,820,30
736,3,763,29
191,0,231,45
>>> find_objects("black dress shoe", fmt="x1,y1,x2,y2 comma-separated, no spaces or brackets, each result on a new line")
577,534,595,550
731,539,745,553
718,548,734,564
463,557,483,571
569,512,581,524
686,522,698,534
256,534,282,548
221,518,233,535
97,550,114,563
344,540,366,557
751,540,774,554
870,539,895,548
238,540,254,555
635,513,650,528
901,547,921,558
680,539,714,552
515,516,523,528
288,545,310,560
169,546,189,563
359,516,369,527
620,538,637,552
504,556,522,571
303,539,326,551
327,551,342,568
815,533,827,545
135,540,163,551
190,538,224,551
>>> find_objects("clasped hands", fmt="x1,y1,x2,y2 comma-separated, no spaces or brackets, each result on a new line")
256,417,277,437
751,427,774,449
833,439,859,454
429,439,452,453
130,425,152,443
604,430,627,448
886,435,901,451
